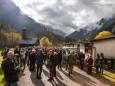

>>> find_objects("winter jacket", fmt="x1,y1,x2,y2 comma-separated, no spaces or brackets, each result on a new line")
1,58,19,83
36,53,44,66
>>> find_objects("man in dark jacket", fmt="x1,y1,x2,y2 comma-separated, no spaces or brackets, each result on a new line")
29,49,36,71
2,51,19,86
36,49,44,79
87,56,93,75
58,50,62,70
79,52,85,70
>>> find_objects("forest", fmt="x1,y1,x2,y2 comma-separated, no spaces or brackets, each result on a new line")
0,23,21,48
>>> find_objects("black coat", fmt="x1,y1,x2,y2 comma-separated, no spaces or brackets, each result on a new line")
1,58,19,83
29,53,36,62
58,52,62,61
50,54,58,67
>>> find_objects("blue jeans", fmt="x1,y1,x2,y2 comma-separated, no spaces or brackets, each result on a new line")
6,82,18,86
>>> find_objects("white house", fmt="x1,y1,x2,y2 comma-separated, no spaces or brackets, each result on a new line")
62,39,92,54
92,36,115,69
92,36,115,59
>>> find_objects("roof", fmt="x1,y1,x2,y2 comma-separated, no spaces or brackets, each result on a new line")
77,39,91,44
92,35,115,42
19,38,38,45
62,42,76,45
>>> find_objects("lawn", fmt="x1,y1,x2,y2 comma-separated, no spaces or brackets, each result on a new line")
0,51,5,86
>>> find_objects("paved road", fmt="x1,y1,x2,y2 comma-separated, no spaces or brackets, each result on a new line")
19,65,113,86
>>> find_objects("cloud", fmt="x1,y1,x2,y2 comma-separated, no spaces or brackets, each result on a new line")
12,0,115,34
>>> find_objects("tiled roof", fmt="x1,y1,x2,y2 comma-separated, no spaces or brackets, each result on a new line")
19,38,38,45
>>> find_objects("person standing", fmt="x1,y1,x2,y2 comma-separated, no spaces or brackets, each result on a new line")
62,51,68,69
79,52,85,70
48,51,58,81
48,50,54,81
58,50,62,70
2,51,19,86
29,49,36,71
94,54,100,74
1,47,8,60
14,46,20,57
67,51,76,76
87,56,93,75
100,53,104,74
36,49,44,79
53,52,58,77
20,48,26,67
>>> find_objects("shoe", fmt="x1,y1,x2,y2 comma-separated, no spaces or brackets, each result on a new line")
38,77,42,79
48,78,53,81
69,73,70,77
54,75,56,77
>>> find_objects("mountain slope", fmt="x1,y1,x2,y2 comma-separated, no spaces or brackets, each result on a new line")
53,29,67,37
0,0,65,44
67,18,108,40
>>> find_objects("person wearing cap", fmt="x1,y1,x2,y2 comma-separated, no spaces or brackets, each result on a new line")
67,51,76,76
1,51,19,86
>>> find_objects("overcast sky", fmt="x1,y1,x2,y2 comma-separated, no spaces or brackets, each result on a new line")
12,0,115,34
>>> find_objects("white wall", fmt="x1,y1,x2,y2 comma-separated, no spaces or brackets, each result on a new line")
93,39,115,59
80,44,85,53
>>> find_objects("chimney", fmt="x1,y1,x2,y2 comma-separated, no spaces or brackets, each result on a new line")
22,28,27,39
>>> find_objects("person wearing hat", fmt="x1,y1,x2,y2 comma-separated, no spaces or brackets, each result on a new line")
67,51,76,76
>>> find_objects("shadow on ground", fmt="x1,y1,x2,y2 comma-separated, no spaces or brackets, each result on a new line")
92,67,115,86
43,69,67,86
61,70,96,86
92,72,115,86
30,71,45,86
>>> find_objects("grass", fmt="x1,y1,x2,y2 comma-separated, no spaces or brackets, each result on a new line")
0,51,5,86
92,67,115,86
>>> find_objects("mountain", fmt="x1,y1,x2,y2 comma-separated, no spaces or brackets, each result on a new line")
0,0,65,44
53,29,67,37
67,29,88,40
67,18,108,40
95,16,115,35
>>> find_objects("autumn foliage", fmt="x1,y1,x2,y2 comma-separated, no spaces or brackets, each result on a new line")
40,37,52,47
95,30,111,39
0,24,21,48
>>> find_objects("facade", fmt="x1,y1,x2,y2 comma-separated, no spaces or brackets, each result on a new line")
92,36,115,69
92,36,115,59
62,40,92,54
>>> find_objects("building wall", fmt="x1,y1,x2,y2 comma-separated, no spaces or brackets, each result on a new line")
62,43,85,53
93,39,115,59
80,44,85,53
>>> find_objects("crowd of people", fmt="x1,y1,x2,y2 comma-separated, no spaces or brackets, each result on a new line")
1,46,105,86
